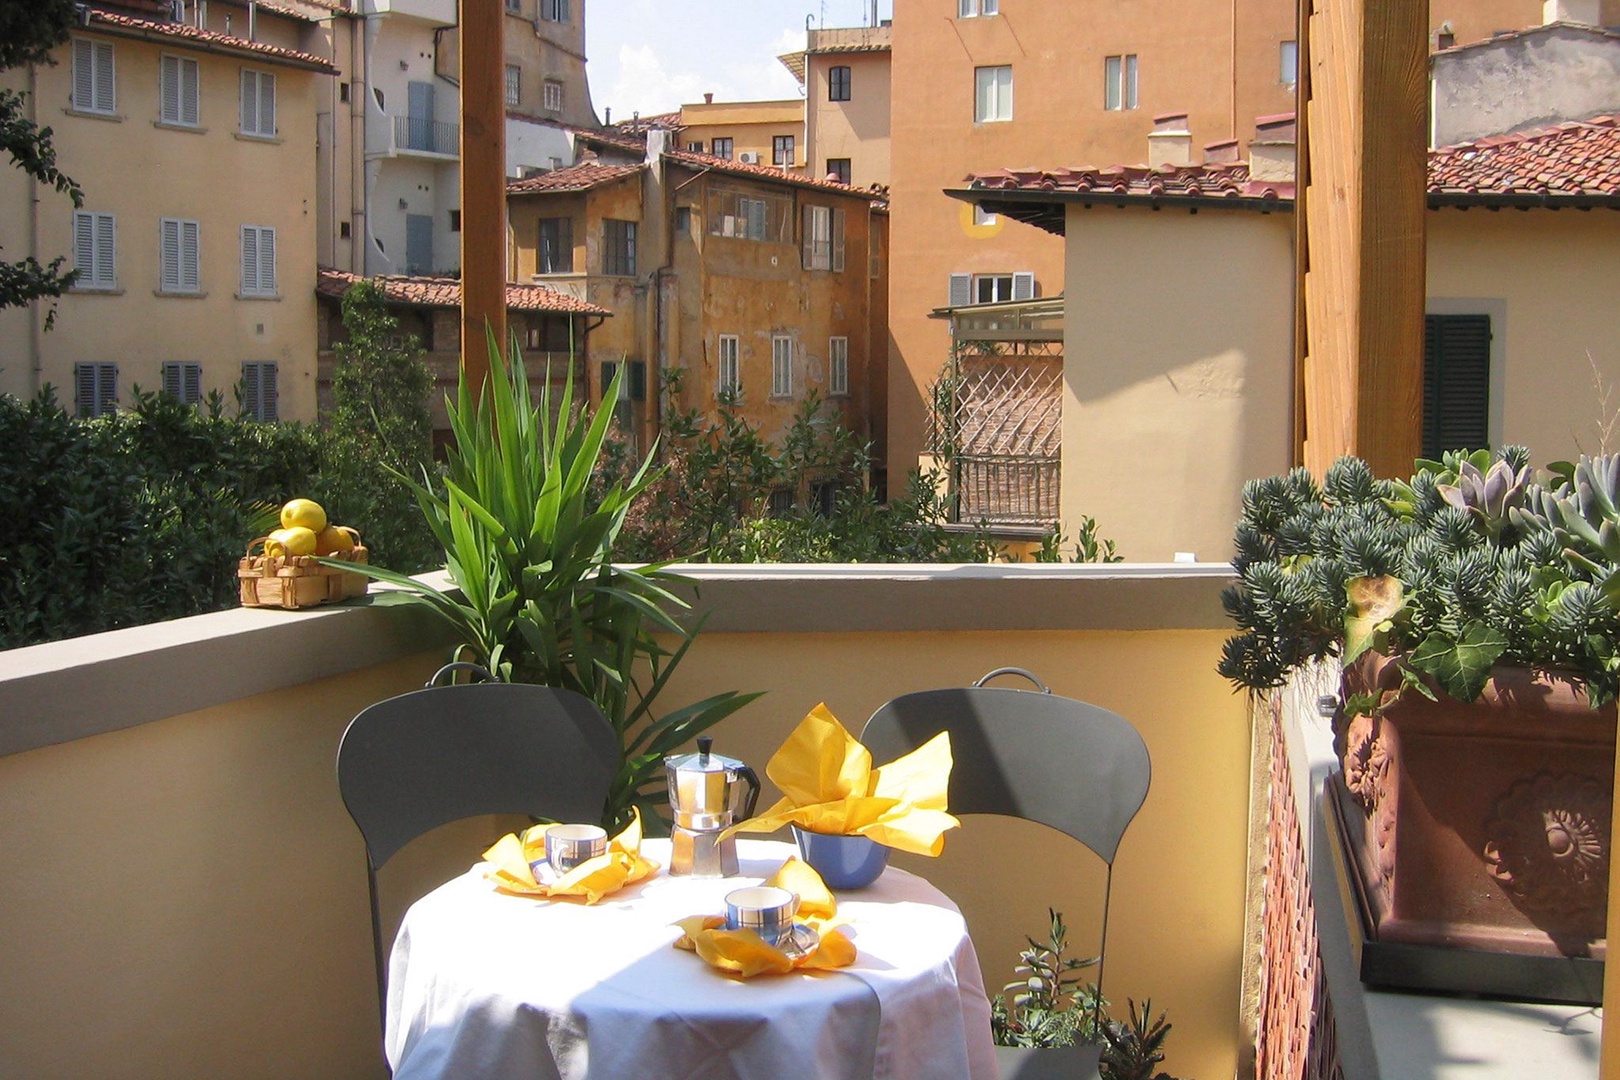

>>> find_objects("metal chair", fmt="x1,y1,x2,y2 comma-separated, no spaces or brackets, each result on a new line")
335,663,619,1029
861,667,1152,1080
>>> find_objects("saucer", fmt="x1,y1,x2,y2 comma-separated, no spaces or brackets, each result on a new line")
779,922,822,961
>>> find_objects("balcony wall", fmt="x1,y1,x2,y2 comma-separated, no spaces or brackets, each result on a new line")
0,565,1251,1080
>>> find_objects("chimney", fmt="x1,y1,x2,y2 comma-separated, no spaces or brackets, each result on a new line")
1248,112,1297,182
1147,112,1193,168
1544,0,1603,24
604,106,612,125
645,126,669,165
704,92,714,105
1204,138,1240,164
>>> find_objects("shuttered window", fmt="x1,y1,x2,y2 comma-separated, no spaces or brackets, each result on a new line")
602,219,636,276
73,211,116,290
828,336,849,395
240,69,276,137
948,273,971,307
718,334,740,396
538,217,573,273
72,39,115,115
162,361,202,405
160,55,200,126
771,335,793,397
1423,314,1492,460
75,362,118,417
159,218,201,293
241,362,278,421
240,225,277,296
803,205,843,271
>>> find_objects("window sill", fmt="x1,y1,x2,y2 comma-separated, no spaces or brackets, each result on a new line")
64,107,122,122
154,119,206,134
234,131,281,144
154,289,208,299
236,292,282,301
70,286,124,296
972,117,1012,125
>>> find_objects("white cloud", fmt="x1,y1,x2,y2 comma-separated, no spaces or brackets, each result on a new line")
602,43,709,118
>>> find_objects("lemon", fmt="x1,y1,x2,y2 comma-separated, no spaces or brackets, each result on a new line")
314,525,357,556
267,526,318,557
281,498,328,533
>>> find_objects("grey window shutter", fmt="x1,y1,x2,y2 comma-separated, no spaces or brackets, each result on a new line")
181,221,199,291
74,213,94,279
260,228,275,294
832,208,845,272
162,362,181,399
1423,314,1492,460
161,56,180,122
184,363,200,403
73,39,94,109
240,70,256,132
262,363,278,421
75,363,96,416
948,273,971,307
242,363,259,419
97,364,117,415
181,58,199,126
240,226,258,294
161,219,180,290
1012,271,1035,301
802,204,815,269
95,44,113,113
95,213,115,287
259,73,275,136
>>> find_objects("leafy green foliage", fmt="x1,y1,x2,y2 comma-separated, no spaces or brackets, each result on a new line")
320,280,439,573
1099,1000,1179,1080
336,338,761,831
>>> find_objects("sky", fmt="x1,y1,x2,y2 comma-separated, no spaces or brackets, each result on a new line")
585,0,894,123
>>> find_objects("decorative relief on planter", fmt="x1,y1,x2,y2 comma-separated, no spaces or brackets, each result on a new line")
1341,712,1395,888
1483,773,1610,940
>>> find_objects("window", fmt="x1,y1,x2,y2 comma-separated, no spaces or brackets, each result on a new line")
75,362,117,418
240,69,276,136
687,141,705,153
772,135,795,166
801,204,845,271
1104,55,1139,111
1423,314,1492,460
543,79,563,112
72,39,115,115
973,205,997,227
505,0,521,11
241,362,278,422
771,335,792,397
603,219,636,276
162,361,202,405
339,81,350,104
72,211,116,290
708,188,790,243
239,225,276,297
974,65,1012,122
711,137,733,160
1280,40,1298,85
159,55,199,127
159,217,201,293
541,0,569,21
449,209,461,232
538,216,573,272
948,271,1034,306
958,0,998,15
504,65,521,108
826,158,851,185
828,65,851,102
828,336,848,396
673,205,691,233
717,334,740,396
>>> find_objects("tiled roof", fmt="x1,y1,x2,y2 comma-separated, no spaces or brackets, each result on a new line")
1428,116,1620,204
968,162,1292,203
506,161,645,194
664,150,885,199
613,111,683,135
316,269,611,316
1435,20,1620,55
83,8,340,72
571,126,651,155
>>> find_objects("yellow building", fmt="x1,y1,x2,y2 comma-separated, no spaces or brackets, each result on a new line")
0,1,336,422
884,0,1549,489
780,23,892,189
676,97,805,171
507,138,887,484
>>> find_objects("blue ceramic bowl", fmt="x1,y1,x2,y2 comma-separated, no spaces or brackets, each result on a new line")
792,826,890,889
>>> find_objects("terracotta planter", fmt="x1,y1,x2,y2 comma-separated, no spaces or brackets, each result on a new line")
1333,652,1615,962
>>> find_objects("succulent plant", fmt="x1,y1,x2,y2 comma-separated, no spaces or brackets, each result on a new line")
1522,454,1620,597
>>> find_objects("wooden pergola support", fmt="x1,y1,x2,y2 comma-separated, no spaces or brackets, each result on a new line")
458,0,505,393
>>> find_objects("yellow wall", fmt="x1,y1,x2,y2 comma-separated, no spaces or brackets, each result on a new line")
0,31,323,420
679,99,805,167
1427,210,1620,461
805,49,891,188
1062,205,1295,561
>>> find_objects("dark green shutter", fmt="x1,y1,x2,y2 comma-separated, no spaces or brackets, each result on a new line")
1423,314,1491,460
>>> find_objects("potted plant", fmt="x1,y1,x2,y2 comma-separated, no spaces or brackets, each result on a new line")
1220,447,1618,1001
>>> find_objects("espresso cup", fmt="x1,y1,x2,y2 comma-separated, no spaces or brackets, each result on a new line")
544,824,608,873
724,886,798,948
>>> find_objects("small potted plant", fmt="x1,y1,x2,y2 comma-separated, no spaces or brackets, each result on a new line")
1220,447,1618,1000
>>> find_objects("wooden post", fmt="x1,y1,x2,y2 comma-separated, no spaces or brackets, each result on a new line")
459,0,505,394
1296,0,1427,479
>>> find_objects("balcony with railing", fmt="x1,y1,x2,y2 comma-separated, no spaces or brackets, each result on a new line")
389,115,460,160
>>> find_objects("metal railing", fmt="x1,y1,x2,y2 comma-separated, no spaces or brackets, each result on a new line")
952,454,1059,525
392,115,460,157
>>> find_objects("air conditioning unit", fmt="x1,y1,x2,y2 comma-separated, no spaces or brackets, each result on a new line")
738,151,760,164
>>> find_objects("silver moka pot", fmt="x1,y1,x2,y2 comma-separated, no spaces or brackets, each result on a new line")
666,736,761,877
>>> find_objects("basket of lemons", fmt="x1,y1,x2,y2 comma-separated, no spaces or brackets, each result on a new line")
238,498,369,610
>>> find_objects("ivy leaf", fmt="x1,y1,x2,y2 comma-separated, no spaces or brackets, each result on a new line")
1343,575,1404,663
1407,623,1508,703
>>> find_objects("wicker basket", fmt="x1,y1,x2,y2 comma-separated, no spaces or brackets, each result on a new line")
238,529,370,610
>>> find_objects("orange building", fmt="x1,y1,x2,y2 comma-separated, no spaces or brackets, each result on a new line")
780,23,893,189
676,97,805,170
884,0,1547,488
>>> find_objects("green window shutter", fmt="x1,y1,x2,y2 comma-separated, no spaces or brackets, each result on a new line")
1423,313,1491,460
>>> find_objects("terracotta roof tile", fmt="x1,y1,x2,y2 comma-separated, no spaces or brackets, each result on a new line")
664,150,886,199
1435,21,1620,54
1429,116,1620,201
613,111,683,135
316,269,610,316
506,161,645,194
570,126,651,155
967,161,1292,203
84,8,339,72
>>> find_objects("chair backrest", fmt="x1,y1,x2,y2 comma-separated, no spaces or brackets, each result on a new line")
336,681,620,871
860,685,1150,866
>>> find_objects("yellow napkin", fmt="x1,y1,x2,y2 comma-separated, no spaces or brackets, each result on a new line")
482,810,660,904
673,857,857,978
724,704,959,857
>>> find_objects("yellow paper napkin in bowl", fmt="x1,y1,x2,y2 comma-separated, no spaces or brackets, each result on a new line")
482,809,660,904
673,857,857,978
724,704,959,856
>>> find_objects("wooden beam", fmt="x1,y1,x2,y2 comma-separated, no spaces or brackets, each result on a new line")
1297,0,1427,479
459,0,505,393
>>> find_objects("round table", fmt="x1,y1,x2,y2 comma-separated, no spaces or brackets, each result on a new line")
385,838,999,1080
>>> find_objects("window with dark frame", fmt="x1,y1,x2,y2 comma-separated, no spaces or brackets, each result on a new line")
712,136,733,159
602,219,636,276
826,158,852,185
829,65,851,101
538,216,573,273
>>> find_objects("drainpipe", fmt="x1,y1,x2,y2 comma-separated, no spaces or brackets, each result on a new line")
248,1,256,41
26,63,43,397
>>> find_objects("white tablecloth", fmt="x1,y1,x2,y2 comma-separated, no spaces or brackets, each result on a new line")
386,838,999,1080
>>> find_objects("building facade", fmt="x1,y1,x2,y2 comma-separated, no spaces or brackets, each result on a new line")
675,98,805,170
781,23,892,190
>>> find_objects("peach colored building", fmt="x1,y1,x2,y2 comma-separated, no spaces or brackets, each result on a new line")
676,98,805,170
884,0,1548,490
780,24,893,190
